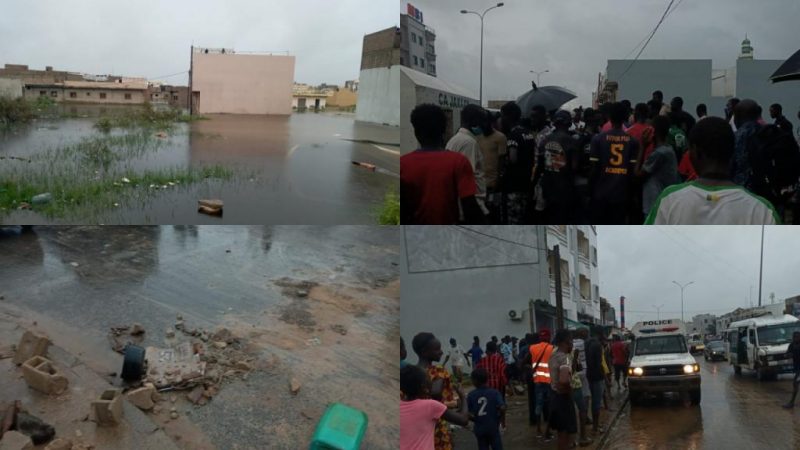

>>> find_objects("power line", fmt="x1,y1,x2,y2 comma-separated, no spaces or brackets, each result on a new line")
666,226,752,279
453,225,545,251
149,70,189,81
622,0,686,60
618,0,677,81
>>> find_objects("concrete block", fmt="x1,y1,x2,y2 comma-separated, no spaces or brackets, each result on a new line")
0,430,33,450
126,385,155,410
12,331,50,365
91,389,123,426
21,356,68,395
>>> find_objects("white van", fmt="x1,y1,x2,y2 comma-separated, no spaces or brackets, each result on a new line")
628,319,701,405
726,314,800,381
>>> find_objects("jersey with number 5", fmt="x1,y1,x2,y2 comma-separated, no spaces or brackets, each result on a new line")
589,129,639,201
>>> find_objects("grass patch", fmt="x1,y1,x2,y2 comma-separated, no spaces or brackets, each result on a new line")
377,189,400,225
93,103,208,132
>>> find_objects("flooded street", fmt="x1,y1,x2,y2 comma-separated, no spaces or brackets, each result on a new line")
0,225,400,448
604,358,800,450
0,110,399,224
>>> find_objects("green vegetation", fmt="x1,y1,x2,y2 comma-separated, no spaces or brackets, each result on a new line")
377,189,400,225
0,97,36,126
93,103,207,132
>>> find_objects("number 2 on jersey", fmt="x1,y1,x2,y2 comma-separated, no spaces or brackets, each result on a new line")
477,396,488,416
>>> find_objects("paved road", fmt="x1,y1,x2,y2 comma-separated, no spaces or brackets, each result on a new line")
0,226,400,449
603,357,800,450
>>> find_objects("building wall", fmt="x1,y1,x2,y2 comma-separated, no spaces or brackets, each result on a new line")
0,64,83,85
361,27,401,70
736,59,800,114
546,226,601,324
22,86,147,104
191,53,295,115
400,69,478,153
401,226,550,362
606,59,713,114
0,78,23,98
292,96,327,110
327,89,358,108
356,66,400,126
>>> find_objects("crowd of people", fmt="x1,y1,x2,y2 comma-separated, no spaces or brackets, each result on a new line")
401,91,800,225
400,329,632,450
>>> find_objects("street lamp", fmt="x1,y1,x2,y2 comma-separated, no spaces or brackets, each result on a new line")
460,2,505,106
672,280,694,323
652,304,664,320
530,69,549,86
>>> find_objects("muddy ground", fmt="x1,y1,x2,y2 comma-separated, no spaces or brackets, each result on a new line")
0,225,399,449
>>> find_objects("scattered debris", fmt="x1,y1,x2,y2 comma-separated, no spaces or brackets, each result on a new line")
13,331,50,366
15,411,55,445
165,329,176,339
121,177,131,184
305,337,321,347
197,199,223,216
126,385,156,411
31,193,52,205
290,377,302,395
169,410,179,420
21,356,68,395
1,401,19,439
91,390,123,427
0,430,33,449
144,342,205,389
330,324,348,336
186,386,204,405
155,132,168,139
351,160,376,171
120,345,146,382
17,203,31,211
69,262,79,268
296,290,308,298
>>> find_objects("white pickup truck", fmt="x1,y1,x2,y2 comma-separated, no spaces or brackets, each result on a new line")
627,319,701,406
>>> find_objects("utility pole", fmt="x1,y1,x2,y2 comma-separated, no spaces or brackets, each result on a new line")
528,299,535,334
758,225,764,307
672,280,694,323
189,45,194,115
554,245,564,329
620,296,625,329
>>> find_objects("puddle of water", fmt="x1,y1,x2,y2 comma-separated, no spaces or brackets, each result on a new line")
0,108,399,224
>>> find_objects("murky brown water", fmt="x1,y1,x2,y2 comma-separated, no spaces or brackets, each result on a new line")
0,108,398,224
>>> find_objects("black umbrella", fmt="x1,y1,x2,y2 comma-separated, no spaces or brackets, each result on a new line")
770,48,800,83
516,83,577,117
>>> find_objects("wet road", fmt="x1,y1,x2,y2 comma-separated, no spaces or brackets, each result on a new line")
0,226,400,448
603,358,800,450
1,110,399,224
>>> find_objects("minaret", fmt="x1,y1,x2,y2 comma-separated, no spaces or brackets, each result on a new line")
739,34,754,60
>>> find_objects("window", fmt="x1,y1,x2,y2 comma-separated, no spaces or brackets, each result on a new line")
173,95,178,101
420,58,425,68
591,247,598,266
100,93,107,99
69,92,77,98
50,91,57,97
86,92,91,96
124,93,132,100
39,91,46,96
411,33,417,43
419,38,424,46
413,56,418,66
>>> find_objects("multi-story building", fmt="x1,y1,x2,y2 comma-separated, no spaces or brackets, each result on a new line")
546,226,601,325
691,313,717,335
400,4,436,77
23,79,149,104
355,27,400,126
189,47,295,115
716,302,786,333
149,84,189,109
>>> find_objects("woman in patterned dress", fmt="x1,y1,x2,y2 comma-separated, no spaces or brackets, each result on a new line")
413,332,457,450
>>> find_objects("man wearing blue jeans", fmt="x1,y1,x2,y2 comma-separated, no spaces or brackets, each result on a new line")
585,331,605,436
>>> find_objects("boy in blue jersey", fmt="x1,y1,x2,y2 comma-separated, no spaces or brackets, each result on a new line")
467,368,507,450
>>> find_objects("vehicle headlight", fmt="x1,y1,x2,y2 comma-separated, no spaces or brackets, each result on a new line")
629,367,643,376
683,364,698,374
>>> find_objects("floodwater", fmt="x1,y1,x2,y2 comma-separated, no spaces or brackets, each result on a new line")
604,358,800,450
0,107,399,224
0,225,400,448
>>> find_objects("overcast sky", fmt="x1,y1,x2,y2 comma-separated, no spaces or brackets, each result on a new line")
0,0,397,85
406,0,800,107
597,226,800,327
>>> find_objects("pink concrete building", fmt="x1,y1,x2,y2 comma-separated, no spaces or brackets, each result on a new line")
190,48,295,115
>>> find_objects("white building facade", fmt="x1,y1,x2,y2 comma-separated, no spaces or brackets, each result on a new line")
546,226,601,325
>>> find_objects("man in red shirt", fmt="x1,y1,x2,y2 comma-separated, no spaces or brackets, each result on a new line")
610,335,629,390
476,341,508,400
401,104,485,224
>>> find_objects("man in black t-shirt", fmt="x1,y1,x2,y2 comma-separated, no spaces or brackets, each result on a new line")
534,110,582,223
782,331,800,409
500,102,537,224
589,102,639,224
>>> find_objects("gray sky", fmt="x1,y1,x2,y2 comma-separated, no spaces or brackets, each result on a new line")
0,0,397,86
406,0,800,107
597,226,800,327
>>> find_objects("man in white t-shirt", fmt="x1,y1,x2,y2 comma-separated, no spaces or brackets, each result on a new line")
446,104,488,215
645,116,780,225
443,338,468,383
